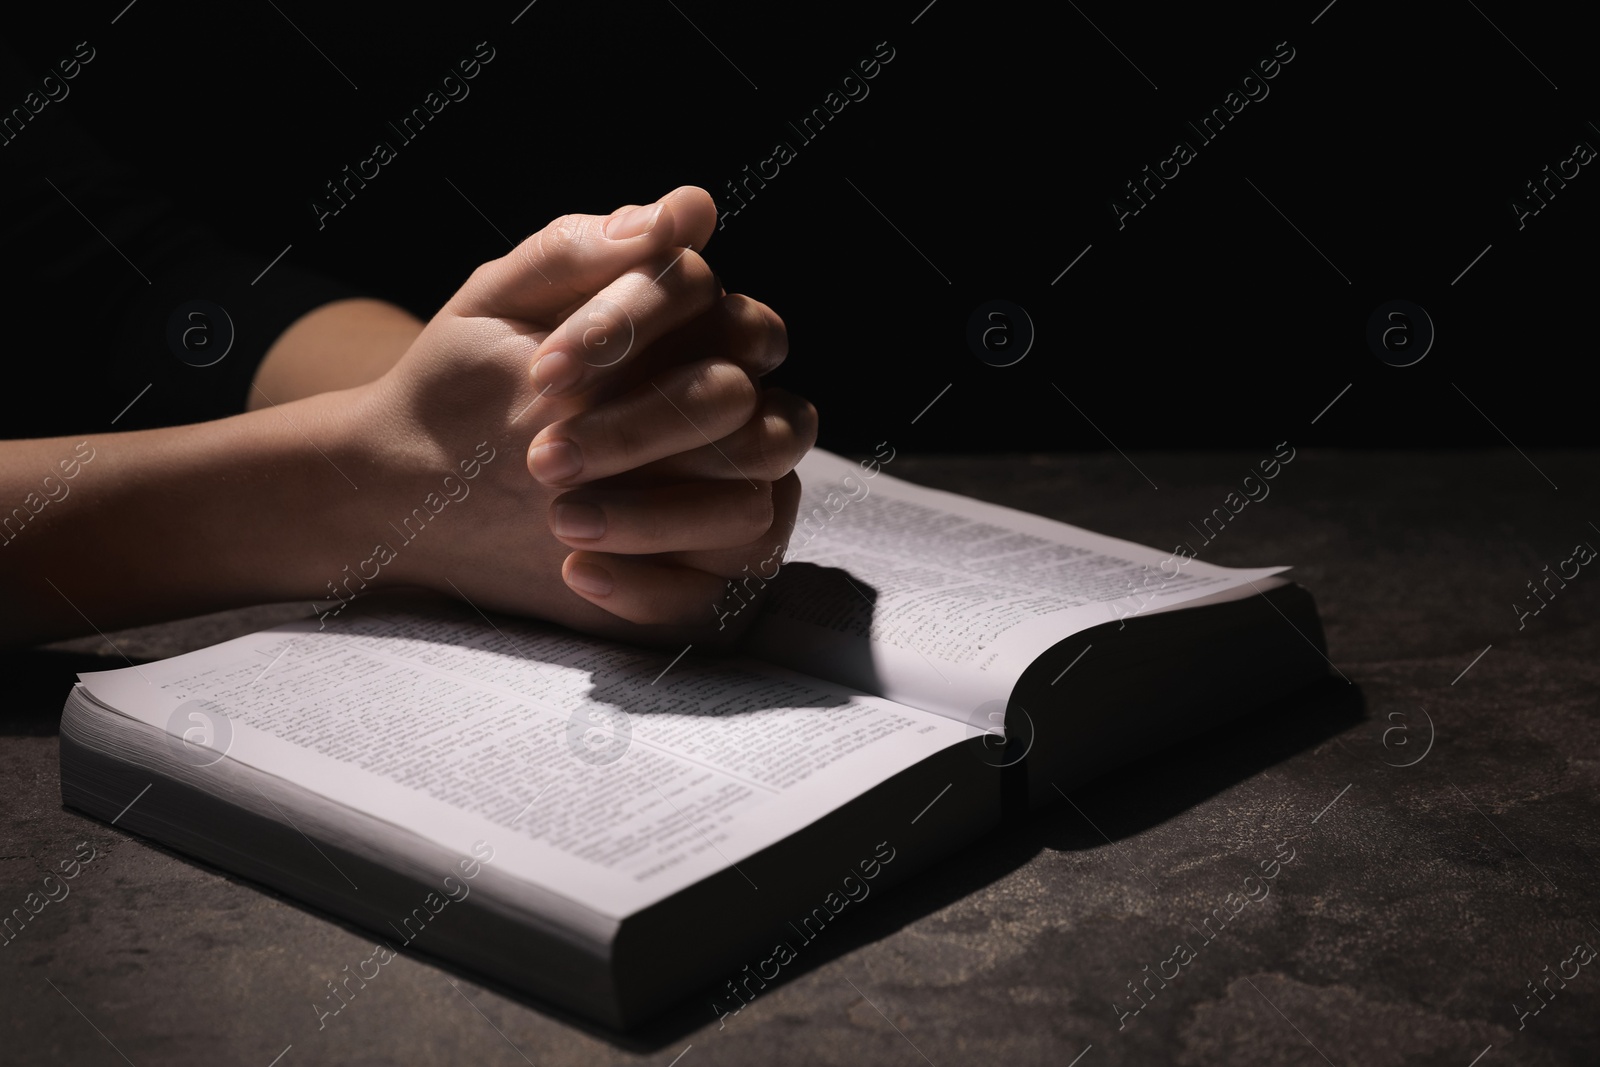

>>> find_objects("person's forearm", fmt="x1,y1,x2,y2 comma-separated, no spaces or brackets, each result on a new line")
0,297,427,647
0,389,383,647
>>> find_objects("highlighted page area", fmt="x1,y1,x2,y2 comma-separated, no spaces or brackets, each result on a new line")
78,603,967,918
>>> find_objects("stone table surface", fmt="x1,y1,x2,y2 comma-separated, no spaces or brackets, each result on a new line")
3,450,1598,1067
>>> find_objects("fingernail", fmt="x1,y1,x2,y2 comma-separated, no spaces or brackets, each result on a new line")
553,502,606,540
566,560,613,596
533,348,581,395
604,202,662,240
530,439,582,482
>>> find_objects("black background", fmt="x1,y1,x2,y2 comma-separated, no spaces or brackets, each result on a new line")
6,0,1594,454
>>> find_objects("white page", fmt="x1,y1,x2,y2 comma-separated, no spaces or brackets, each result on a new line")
78,602,968,919
743,450,1287,721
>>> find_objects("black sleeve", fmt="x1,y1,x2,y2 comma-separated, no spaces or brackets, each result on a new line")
1,39,375,440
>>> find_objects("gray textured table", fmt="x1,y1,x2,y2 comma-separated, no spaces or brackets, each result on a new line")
4,450,1597,1066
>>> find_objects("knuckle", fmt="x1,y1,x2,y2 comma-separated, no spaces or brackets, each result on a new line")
564,403,643,470
602,406,648,461
633,500,671,545
459,259,509,310
567,299,634,366
750,389,817,476
531,213,589,270
721,292,760,331
793,395,819,450
548,213,589,248
684,360,758,420
724,295,787,372
465,259,497,291
752,301,789,369
765,311,790,368
658,248,718,304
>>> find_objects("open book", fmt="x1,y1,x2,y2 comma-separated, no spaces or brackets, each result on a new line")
58,449,1330,1028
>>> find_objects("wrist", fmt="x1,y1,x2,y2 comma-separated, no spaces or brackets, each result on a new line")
276,383,395,612
300,379,510,614
183,384,396,612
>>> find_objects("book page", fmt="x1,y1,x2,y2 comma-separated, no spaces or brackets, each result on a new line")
76,599,969,918
742,450,1287,721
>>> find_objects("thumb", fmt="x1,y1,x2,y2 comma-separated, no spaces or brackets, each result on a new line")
448,186,718,322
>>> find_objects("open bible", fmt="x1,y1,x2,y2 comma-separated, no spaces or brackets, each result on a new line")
58,449,1331,1028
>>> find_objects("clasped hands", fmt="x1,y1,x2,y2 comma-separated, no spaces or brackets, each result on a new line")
351,186,814,646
